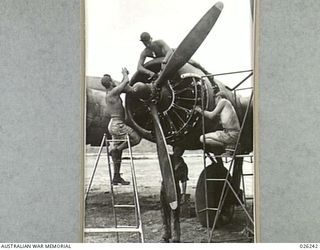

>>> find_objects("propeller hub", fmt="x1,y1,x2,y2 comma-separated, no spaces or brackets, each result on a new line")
132,82,152,100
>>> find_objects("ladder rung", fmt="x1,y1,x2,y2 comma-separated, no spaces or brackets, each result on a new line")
107,156,132,158
242,173,253,176
114,204,136,208
117,225,137,228
213,155,253,158
85,227,141,233
198,208,219,214
206,178,228,181
108,162,131,165
106,139,128,142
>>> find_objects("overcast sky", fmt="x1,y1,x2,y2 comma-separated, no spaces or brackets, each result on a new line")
86,0,253,89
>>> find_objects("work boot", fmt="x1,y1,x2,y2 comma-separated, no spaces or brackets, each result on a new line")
172,222,181,243
172,217,181,243
159,237,170,243
112,174,130,185
161,225,171,243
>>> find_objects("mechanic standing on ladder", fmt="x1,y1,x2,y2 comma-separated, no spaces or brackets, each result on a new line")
101,68,141,185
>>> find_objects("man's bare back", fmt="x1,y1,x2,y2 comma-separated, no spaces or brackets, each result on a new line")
218,99,240,131
195,96,240,131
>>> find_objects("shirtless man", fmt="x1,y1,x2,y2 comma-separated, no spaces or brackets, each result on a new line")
101,68,141,185
138,32,211,79
137,32,173,79
194,91,240,152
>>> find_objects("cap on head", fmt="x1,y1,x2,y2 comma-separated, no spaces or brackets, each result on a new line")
140,32,151,42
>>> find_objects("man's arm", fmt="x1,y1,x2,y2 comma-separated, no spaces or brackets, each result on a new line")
195,100,225,120
109,68,130,96
137,50,156,78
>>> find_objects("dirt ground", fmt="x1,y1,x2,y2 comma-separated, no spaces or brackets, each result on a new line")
84,145,254,243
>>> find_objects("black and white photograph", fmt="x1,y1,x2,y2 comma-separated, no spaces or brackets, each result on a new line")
4,0,320,244
84,0,255,243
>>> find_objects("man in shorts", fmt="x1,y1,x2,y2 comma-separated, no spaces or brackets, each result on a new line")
194,91,240,154
101,68,141,185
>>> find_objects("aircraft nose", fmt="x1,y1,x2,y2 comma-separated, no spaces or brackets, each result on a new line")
215,2,224,11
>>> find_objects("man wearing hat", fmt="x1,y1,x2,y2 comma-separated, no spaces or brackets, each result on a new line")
137,32,212,81
137,32,173,79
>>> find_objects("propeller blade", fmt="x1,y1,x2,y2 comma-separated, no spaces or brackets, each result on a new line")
149,104,178,210
155,2,223,87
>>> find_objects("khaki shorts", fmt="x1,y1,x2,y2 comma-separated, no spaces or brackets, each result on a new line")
205,130,239,147
108,118,136,147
